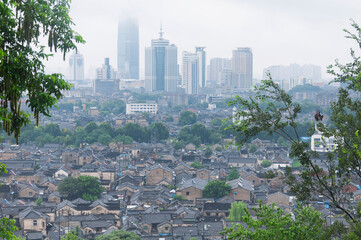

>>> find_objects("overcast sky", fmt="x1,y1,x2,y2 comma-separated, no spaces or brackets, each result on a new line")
45,0,361,80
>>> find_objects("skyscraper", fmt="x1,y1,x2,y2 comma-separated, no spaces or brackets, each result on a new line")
182,51,199,94
232,47,253,89
209,58,231,85
195,47,206,88
68,52,84,82
117,18,139,79
145,27,178,92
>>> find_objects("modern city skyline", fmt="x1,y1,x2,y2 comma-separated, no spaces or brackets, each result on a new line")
117,18,139,80
145,28,178,92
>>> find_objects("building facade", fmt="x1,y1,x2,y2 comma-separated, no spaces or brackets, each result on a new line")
93,58,119,95
209,58,231,85
196,47,206,88
145,28,178,92
126,102,158,115
182,51,199,95
68,52,84,83
117,18,139,79
232,47,253,89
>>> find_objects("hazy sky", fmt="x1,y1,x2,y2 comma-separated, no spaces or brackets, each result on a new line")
45,0,361,80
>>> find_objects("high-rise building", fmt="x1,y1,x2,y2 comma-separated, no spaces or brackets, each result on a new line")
195,47,206,88
96,58,116,80
145,28,178,92
209,58,231,85
232,47,253,89
182,51,199,94
68,52,84,82
93,58,119,96
117,18,139,79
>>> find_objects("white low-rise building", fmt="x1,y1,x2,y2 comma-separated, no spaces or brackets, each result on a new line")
126,102,158,115
311,128,336,152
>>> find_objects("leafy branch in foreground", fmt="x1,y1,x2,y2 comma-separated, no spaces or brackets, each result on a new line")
0,0,85,143
229,20,361,222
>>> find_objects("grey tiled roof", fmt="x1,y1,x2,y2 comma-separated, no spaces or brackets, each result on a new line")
226,178,254,191
179,178,208,190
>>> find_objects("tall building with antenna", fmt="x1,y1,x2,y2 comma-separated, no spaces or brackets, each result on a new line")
145,26,178,92
117,18,139,79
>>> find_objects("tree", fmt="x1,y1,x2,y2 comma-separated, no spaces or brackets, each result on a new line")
150,122,169,141
0,164,17,239
0,0,84,143
222,203,326,240
95,230,140,240
248,144,257,153
228,21,361,223
61,231,81,240
58,176,103,201
203,180,231,199
227,167,240,181
204,147,212,158
178,111,197,126
260,160,271,168
191,160,204,169
35,196,42,206
227,201,247,221
173,195,185,201
84,122,98,133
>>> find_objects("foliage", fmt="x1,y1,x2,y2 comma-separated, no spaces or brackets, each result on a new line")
14,121,170,147
178,111,197,126
173,140,185,150
204,146,212,158
100,99,126,116
203,180,231,199
0,0,84,143
260,160,271,168
227,167,240,181
228,21,361,222
35,196,42,206
150,122,169,142
177,123,220,147
61,231,81,240
210,118,223,129
222,203,326,240
227,201,247,221
264,170,278,179
173,195,185,201
191,161,204,169
0,217,17,240
248,144,257,153
95,230,140,240
215,146,223,152
0,164,17,240
58,176,103,201
287,84,322,95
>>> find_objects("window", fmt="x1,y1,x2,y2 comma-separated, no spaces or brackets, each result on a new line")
33,220,37,226
165,226,169,230
186,192,190,196
143,226,148,230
